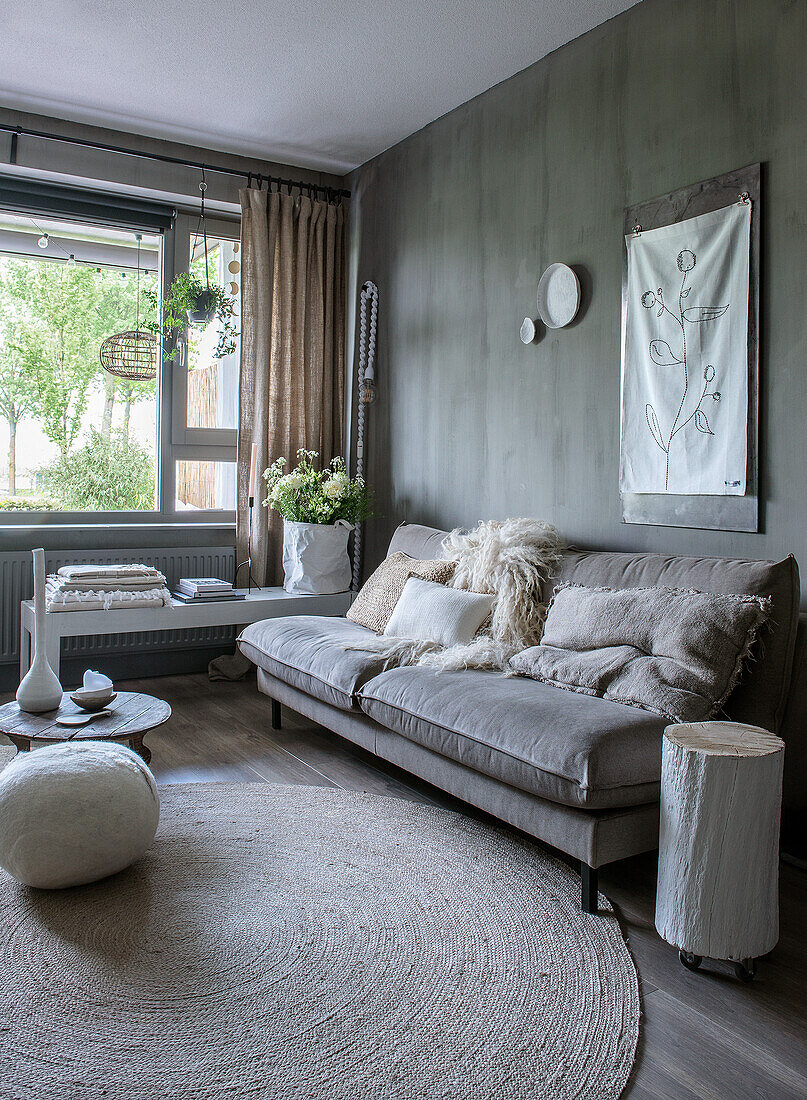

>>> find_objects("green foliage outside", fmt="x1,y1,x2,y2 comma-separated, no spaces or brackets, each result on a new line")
264,450,371,525
0,253,158,509
39,429,155,512
0,496,55,511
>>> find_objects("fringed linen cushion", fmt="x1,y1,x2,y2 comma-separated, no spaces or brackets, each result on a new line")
509,582,771,723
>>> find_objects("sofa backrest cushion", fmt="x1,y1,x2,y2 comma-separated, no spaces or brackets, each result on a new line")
387,523,450,561
550,550,799,733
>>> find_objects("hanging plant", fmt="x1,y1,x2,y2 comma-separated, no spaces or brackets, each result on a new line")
144,174,239,361
145,274,238,361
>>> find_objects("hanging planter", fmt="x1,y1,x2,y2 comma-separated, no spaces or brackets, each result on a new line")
187,286,218,325
144,175,239,361
145,272,238,360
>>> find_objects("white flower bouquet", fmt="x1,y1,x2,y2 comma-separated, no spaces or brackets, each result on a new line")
263,449,371,526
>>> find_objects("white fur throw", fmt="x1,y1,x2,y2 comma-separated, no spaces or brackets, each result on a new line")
349,518,563,672
417,517,564,670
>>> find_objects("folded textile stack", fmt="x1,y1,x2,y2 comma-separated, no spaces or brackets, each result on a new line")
46,564,172,612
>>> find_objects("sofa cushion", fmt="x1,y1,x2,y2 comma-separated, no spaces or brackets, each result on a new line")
385,578,495,645
357,666,666,809
549,550,800,733
387,523,450,561
511,582,770,724
238,617,388,711
346,552,455,633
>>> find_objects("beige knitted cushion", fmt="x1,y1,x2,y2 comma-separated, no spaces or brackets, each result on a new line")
347,552,456,633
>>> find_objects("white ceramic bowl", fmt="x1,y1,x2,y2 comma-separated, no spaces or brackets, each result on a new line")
70,688,117,712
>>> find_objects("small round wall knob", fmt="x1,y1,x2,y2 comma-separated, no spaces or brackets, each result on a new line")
520,317,537,344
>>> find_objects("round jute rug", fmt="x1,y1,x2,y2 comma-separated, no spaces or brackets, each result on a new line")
0,782,639,1100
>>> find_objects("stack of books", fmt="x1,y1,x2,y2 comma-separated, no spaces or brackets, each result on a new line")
173,578,246,603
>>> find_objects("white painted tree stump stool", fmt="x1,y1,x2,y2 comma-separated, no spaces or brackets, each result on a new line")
655,721,784,982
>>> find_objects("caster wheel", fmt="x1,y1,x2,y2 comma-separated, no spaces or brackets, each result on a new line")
679,950,702,972
733,959,756,982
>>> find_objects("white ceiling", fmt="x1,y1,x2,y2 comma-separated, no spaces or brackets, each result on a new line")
0,0,640,175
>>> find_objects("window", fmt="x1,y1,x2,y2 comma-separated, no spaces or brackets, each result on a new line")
175,460,236,511
0,184,239,523
168,212,240,517
0,213,161,513
186,233,240,432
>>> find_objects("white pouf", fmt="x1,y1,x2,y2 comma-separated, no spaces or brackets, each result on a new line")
0,741,160,889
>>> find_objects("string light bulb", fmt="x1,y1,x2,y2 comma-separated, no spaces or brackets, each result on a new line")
37,233,49,249
360,364,377,405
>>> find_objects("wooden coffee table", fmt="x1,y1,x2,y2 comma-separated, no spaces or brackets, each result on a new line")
0,691,171,765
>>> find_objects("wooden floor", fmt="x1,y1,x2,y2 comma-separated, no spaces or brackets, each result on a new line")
7,671,807,1098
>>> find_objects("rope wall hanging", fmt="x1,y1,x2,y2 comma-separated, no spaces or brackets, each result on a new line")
352,280,379,592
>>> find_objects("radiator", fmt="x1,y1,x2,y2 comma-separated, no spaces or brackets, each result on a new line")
0,546,236,666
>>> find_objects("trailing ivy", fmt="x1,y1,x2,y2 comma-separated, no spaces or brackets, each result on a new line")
145,273,238,362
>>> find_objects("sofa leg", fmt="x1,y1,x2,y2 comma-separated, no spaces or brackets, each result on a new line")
581,862,598,914
271,699,282,730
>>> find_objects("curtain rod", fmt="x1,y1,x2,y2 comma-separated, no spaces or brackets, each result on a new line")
0,123,350,199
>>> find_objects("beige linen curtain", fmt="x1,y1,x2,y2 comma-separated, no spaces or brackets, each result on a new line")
237,187,346,586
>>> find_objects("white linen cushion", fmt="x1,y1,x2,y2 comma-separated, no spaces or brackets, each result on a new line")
384,578,495,647
346,552,455,633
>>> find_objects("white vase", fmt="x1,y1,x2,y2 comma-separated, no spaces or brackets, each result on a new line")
16,548,63,714
282,520,353,595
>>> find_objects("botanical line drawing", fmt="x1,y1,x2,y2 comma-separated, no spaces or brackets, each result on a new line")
641,247,728,490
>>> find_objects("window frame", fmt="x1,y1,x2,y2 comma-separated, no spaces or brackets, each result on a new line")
169,212,240,453
0,187,240,528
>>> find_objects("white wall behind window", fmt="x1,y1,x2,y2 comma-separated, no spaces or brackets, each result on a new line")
0,390,156,497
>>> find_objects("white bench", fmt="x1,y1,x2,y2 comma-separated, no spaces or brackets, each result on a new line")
20,588,353,679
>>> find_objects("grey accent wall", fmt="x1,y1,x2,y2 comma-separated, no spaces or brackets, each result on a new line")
348,0,807,596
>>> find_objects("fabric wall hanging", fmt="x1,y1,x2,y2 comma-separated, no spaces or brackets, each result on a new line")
620,165,760,532
621,203,750,495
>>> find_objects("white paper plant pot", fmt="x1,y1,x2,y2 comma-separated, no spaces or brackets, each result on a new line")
282,520,353,595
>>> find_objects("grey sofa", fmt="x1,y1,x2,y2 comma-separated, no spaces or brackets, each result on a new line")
238,523,803,913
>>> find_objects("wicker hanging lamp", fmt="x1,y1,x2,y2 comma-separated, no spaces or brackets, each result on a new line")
100,234,158,381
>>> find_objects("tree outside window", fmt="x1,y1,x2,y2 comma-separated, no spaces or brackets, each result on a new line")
0,237,159,512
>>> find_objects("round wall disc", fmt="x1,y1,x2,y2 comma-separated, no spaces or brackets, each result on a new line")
536,263,581,329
